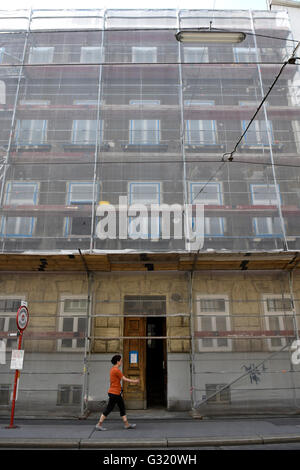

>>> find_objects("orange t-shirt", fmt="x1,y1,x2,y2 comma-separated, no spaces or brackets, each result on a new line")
108,366,124,395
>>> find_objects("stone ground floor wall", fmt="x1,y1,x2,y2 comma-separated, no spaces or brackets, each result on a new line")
0,270,300,417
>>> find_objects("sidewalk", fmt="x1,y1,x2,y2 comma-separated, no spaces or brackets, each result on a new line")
2,411,300,448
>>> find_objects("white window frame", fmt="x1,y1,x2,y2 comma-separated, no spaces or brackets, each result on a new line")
184,47,208,63
185,119,217,146
0,296,26,351
250,183,279,206
1,182,38,237
57,295,88,352
71,119,102,145
80,46,104,63
263,294,295,351
190,182,224,236
0,48,5,64
132,46,157,63
234,47,258,62
19,100,50,106
242,119,274,146
196,294,232,352
129,99,160,106
28,46,54,64
128,182,161,239
65,182,97,236
15,119,47,145
250,183,282,236
129,119,160,145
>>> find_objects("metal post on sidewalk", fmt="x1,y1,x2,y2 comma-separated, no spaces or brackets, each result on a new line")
6,303,29,429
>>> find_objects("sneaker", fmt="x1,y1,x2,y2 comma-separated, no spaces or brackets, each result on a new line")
95,424,107,431
124,423,136,429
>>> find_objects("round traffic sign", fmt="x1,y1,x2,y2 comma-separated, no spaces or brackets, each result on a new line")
16,305,29,331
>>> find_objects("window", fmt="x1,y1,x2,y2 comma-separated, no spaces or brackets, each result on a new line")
0,385,10,405
129,119,160,145
205,384,231,404
234,47,258,62
71,120,102,145
0,297,24,350
28,47,54,64
65,182,96,236
58,296,88,351
0,48,5,64
196,295,231,351
19,100,50,106
242,119,273,146
129,99,160,106
250,183,279,205
185,119,216,146
1,182,38,237
57,385,82,405
250,183,282,236
184,47,208,63
132,47,157,63
15,119,47,145
190,182,224,236
263,295,295,350
128,182,161,239
80,46,104,63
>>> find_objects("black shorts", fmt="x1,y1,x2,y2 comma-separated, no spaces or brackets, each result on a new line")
103,393,126,417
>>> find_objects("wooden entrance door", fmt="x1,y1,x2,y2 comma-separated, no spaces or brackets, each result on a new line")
123,316,146,409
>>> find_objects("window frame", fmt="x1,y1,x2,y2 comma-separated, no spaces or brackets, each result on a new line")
28,46,54,64
80,46,104,63
0,296,26,351
1,182,38,237
196,294,232,352
184,47,209,63
71,119,102,145
190,182,224,237
129,119,160,145
242,119,274,146
15,119,48,145
57,295,88,352
132,46,157,63
65,181,97,236
128,181,161,239
262,294,295,351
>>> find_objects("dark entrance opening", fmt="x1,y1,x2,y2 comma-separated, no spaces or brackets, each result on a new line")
146,316,167,408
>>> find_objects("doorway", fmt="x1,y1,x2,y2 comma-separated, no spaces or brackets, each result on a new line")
123,295,167,409
146,316,167,408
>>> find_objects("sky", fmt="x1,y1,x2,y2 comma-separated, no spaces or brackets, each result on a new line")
3,0,270,11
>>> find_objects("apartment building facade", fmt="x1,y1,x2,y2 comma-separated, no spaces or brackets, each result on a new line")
0,8,300,417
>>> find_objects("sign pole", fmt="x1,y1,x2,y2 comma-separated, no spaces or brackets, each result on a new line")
8,331,23,429
6,304,29,429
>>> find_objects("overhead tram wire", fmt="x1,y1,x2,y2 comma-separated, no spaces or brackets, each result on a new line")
190,39,300,204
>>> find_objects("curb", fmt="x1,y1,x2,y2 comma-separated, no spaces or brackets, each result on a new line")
1,435,300,448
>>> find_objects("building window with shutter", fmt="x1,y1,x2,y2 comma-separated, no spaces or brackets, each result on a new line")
205,384,231,404
1,182,38,237
132,46,157,63
0,297,24,350
263,294,295,351
57,385,82,405
58,296,88,351
196,295,232,352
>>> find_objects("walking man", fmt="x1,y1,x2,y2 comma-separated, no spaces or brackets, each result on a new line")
96,354,140,431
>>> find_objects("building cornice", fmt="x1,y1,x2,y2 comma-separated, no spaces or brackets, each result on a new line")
271,0,300,9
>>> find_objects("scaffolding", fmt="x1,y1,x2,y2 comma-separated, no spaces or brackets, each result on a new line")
0,8,299,416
